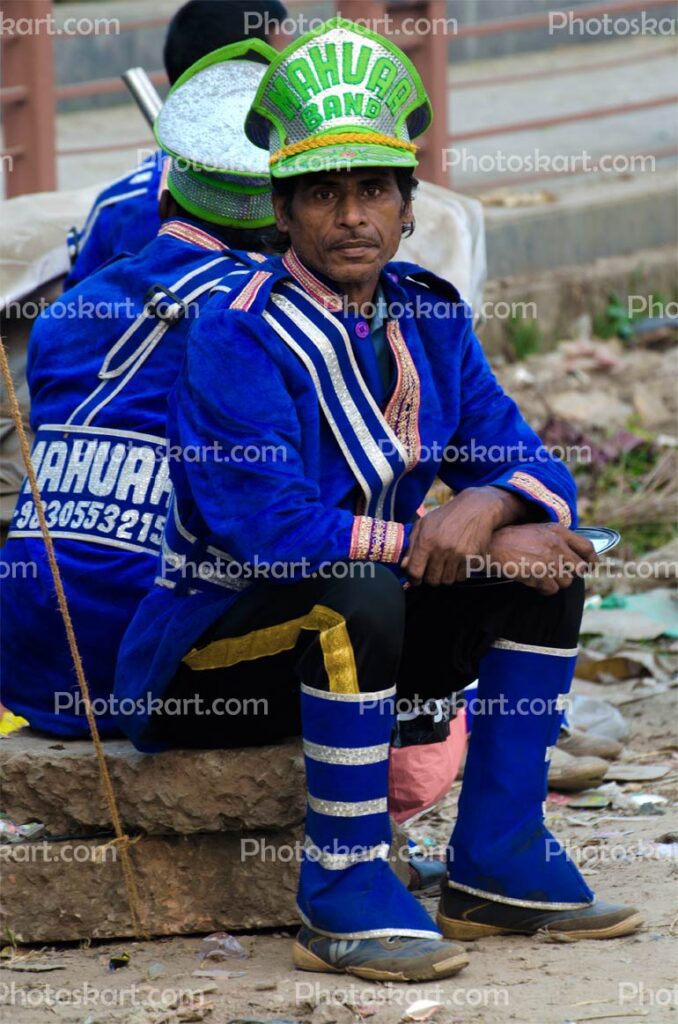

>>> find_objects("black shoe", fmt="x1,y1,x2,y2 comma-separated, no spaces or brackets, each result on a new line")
293,926,469,981
437,884,643,940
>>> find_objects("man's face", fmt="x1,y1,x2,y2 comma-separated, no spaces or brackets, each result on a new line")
273,168,412,292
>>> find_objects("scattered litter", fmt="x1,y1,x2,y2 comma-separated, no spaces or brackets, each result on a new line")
567,791,612,809
147,961,166,980
0,815,45,843
626,793,668,809
401,1001,444,1021
108,952,131,970
582,589,678,641
0,711,29,736
592,781,665,812
567,694,629,742
197,932,248,961
618,589,678,639
575,652,649,683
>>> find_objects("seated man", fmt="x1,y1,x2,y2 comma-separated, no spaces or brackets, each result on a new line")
115,18,642,981
64,0,287,289
0,41,277,737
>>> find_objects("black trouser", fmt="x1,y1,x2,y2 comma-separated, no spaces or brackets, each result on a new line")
151,564,584,749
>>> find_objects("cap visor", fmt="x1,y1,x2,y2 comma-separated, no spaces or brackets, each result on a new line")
271,143,418,178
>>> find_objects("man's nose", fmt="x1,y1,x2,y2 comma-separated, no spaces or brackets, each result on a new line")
336,193,367,227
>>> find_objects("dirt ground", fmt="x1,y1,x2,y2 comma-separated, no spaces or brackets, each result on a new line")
2,673,676,1024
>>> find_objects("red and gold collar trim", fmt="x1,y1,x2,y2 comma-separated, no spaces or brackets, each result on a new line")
282,248,343,312
158,220,225,252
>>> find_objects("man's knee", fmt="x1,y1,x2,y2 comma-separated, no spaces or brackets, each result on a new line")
322,562,406,659
519,575,585,648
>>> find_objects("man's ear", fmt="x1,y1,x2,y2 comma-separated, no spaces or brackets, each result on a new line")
400,198,413,228
272,192,290,234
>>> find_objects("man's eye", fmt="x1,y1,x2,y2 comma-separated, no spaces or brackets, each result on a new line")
364,186,383,197
314,189,335,201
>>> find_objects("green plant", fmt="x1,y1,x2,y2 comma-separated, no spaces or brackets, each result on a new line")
505,317,542,361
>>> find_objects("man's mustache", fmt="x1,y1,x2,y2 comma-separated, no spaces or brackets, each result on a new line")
330,236,380,249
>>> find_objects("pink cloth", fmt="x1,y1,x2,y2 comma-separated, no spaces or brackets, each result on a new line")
388,710,467,823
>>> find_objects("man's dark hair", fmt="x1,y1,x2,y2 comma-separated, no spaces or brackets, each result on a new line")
164,0,287,84
163,194,273,253
267,168,419,253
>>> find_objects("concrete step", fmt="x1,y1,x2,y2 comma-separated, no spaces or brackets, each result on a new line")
483,171,678,280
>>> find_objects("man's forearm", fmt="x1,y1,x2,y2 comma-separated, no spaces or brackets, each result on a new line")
480,486,545,531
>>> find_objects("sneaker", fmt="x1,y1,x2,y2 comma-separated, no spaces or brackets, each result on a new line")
437,885,643,941
292,926,469,981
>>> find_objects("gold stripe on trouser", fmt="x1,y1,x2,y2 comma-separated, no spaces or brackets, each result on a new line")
181,604,359,694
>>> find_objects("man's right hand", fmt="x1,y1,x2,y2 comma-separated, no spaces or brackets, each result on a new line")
486,523,598,595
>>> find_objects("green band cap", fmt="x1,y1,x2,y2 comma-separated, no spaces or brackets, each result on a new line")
245,17,432,178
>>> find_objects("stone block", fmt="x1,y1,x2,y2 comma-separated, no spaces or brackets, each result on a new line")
0,730,306,835
0,828,303,943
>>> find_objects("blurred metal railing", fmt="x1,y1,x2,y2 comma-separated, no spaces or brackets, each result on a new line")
0,0,676,196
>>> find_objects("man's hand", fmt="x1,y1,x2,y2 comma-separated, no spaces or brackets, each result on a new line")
486,522,598,595
401,486,532,586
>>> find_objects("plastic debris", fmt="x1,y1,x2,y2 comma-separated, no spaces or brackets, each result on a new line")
402,1001,445,1021
567,791,612,810
197,932,248,961
0,710,29,736
626,793,668,809
567,694,629,742
108,952,131,970
147,961,166,979
0,815,45,843
582,589,678,641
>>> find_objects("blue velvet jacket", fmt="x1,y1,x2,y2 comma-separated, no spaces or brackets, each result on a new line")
1,218,263,735
64,154,165,289
114,248,577,751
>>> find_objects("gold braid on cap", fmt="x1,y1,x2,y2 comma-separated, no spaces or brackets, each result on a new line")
270,131,417,166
